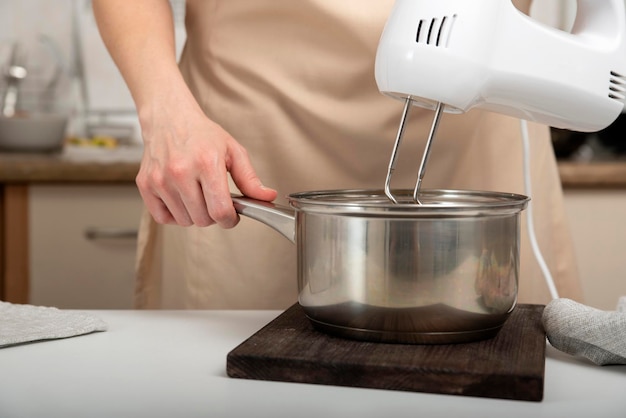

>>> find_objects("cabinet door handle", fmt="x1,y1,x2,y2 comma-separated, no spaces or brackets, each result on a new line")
84,227,138,240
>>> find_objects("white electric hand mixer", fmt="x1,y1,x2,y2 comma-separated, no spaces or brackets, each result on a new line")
376,0,626,203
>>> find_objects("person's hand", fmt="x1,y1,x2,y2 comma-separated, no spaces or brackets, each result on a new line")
92,0,276,228
136,96,277,228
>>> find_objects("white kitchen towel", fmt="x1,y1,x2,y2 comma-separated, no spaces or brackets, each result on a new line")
0,301,107,348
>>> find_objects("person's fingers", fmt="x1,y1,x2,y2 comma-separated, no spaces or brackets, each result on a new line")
176,180,213,227
137,161,195,226
158,188,193,226
200,152,240,229
164,158,216,227
141,190,177,225
228,142,277,202
137,165,173,224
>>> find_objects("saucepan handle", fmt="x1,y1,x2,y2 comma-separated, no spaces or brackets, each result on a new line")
231,195,296,243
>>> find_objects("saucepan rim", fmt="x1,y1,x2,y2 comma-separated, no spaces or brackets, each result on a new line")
287,188,529,217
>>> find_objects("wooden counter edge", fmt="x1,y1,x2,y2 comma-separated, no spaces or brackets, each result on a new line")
558,161,626,189
0,161,139,183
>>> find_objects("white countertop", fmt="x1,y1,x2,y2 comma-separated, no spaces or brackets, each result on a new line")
0,309,624,418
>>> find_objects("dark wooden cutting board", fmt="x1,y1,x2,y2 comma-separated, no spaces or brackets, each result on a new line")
227,303,546,402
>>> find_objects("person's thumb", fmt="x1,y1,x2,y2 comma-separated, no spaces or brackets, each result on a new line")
230,158,277,202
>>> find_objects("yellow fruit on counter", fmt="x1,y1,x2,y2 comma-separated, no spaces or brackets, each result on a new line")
91,135,118,148
66,135,118,148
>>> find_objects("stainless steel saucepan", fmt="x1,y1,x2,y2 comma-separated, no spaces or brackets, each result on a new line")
232,189,529,344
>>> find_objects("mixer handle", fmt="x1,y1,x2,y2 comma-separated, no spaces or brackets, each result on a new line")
571,0,626,40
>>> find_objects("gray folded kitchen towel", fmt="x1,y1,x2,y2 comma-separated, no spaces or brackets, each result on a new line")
542,298,626,366
0,301,107,348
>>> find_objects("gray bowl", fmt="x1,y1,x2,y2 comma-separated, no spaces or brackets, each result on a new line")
0,114,69,153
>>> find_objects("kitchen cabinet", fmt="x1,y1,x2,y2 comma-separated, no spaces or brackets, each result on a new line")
28,184,143,309
0,150,141,306
0,184,29,303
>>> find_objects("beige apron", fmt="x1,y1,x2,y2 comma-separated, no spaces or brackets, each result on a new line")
135,0,583,309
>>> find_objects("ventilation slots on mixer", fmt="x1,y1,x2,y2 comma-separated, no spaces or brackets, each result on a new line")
415,15,456,47
609,71,626,103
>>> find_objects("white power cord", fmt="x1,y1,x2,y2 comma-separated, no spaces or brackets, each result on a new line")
520,119,560,300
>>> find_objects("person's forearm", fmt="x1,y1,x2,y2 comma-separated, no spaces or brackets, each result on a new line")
92,0,191,113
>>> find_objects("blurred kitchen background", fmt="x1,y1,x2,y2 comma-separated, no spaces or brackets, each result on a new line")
0,0,186,311
0,0,186,145
0,0,600,156
0,0,624,311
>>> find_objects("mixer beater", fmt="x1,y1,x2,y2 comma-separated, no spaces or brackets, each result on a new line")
384,98,443,204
